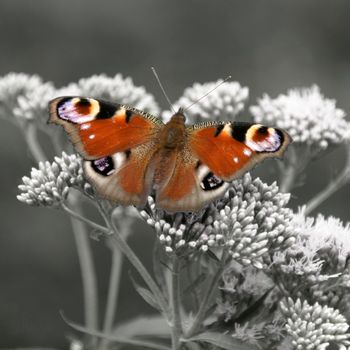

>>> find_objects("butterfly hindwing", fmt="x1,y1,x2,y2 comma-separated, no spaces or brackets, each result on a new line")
155,146,230,212
187,121,290,182
49,96,163,160
83,142,158,207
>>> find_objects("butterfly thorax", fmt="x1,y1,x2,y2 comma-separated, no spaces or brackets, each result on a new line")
159,112,186,149
151,112,187,187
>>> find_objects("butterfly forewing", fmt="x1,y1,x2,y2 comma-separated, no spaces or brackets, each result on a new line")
49,96,163,160
49,96,163,206
187,121,290,182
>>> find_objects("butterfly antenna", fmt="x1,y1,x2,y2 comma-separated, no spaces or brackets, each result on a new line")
184,75,232,112
151,67,176,114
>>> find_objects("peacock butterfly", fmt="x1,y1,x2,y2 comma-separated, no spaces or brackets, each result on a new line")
48,96,291,212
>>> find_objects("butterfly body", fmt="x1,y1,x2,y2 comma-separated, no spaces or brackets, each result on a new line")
49,96,291,212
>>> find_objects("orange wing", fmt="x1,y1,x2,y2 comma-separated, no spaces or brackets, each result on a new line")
188,122,291,181
49,96,163,206
49,96,163,160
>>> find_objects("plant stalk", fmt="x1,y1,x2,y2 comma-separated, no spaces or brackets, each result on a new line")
185,252,227,338
170,256,182,350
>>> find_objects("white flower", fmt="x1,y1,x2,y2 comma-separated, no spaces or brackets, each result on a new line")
215,174,296,268
66,73,160,115
162,80,249,122
13,81,58,125
140,173,296,263
281,298,350,350
0,73,55,125
250,85,350,150
273,210,350,305
17,152,89,207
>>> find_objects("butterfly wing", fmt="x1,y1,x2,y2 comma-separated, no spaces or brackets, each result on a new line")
155,121,290,212
155,148,230,212
188,121,291,181
49,96,163,206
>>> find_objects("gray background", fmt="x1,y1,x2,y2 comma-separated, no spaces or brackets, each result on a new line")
1,0,350,347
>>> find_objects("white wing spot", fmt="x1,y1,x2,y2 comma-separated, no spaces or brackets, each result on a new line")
243,148,252,157
89,134,95,140
233,157,239,163
81,124,90,130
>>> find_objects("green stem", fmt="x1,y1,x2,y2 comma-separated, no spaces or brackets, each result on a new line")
170,256,182,350
67,196,99,344
185,252,227,338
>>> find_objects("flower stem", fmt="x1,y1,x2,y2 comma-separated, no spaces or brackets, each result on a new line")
62,203,109,234
185,252,228,338
68,196,99,345
170,256,182,350
279,147,298,193
108,221,169,317
24,124,47,162
305,146,350,215
99,233,124,350
63,202,170,319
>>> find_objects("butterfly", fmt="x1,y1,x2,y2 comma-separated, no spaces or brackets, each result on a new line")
49,96,291,212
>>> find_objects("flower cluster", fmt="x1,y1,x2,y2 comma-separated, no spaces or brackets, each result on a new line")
17,152,89,207
250,85,350,151
280,298,350,350
162,80,248,122
67,74,160,115
273,210,350,307
0,73,54,126
140,173,296,266
214,175,296,268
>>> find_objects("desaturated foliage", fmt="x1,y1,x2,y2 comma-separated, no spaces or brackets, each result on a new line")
2,72,350,349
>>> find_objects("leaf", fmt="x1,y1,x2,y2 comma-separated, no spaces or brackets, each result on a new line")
182,273,207,296
113,315,171,339
129,273,162,312
152,240,168,298
184,331,260,350
233,287,274,325
61,312,170,350
207,249,220,263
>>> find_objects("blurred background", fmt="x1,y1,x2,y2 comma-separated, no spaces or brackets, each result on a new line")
1,0,350,347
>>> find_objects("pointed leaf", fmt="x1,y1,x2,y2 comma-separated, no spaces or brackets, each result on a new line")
61,312,170,350
207,249,220,262
113,315,171,338
185,331,260,350
182,273,206,296
129,274,162,312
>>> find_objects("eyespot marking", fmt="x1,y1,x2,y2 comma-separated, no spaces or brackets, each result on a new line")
57,97,98,124
91,156,115,176
246,127,283,153
200,172,224,191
